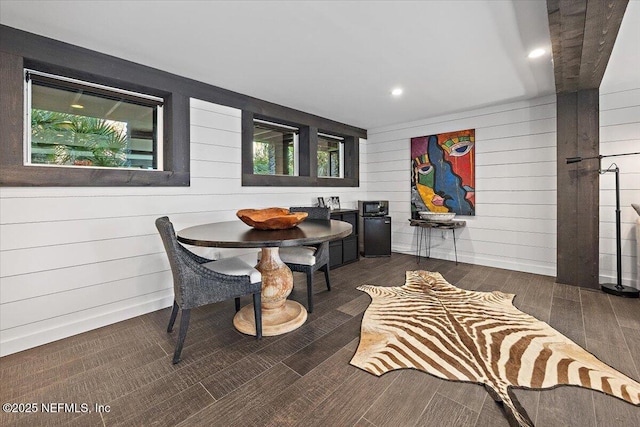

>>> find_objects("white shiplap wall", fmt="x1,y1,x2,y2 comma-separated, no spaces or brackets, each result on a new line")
365,95,558,277
0,98,367,357
599,87,640,288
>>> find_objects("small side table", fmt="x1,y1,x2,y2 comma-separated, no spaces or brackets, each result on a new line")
409,219,466,264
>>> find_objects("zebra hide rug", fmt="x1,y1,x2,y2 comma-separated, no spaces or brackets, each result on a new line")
349,270,640,427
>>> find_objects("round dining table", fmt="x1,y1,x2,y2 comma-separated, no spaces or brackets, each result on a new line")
177,219,352,336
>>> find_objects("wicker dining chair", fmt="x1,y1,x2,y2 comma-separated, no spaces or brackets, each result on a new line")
155,216,262,364
277,206,331,313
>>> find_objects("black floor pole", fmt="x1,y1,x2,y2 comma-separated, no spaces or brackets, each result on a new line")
615,167,622,288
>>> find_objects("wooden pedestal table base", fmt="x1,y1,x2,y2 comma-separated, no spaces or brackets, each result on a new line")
233,247,307,336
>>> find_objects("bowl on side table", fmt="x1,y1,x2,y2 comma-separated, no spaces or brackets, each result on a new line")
418,212,456,222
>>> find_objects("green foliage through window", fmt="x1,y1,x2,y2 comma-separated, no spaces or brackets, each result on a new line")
252,120,297,176
317,135,342,178
31,110,130,167
26,69,162,170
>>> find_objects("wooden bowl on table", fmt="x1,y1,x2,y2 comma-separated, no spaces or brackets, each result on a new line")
236,207,308,230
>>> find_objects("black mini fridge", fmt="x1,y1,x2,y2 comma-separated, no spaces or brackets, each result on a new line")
362,216,391,257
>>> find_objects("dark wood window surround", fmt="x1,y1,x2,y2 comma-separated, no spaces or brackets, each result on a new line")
242,113,361,187
0,28,189,187
0,25,366,187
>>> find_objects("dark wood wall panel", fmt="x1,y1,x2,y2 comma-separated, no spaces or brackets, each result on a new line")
0,51,23,165
556,90,599,288
0,25,366,187
343,136,359,180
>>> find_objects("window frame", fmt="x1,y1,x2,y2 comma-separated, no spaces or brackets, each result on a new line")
0,36,189,187
252,118,300,177
24,68,165,171
241,111,359,187
317,131,345,179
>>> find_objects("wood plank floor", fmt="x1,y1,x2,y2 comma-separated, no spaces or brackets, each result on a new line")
1,253,639,426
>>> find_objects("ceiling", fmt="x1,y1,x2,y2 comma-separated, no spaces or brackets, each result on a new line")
0,1,636,130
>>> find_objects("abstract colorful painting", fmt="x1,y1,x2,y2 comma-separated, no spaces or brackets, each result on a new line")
411,129,475,216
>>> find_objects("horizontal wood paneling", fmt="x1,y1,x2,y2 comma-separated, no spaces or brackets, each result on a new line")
367,96,558,277
0,235,162,277
472,204,557,219
475,176,557,191
1,271,172,329
600,105,640,125
0,254,168,304
190,143,242,164
476,190,556,205
368,97,556,138
0,215,158,251
475,161,556,178
598,85,640,287
191,160,239,179
479,132,556,152
600,121,640,141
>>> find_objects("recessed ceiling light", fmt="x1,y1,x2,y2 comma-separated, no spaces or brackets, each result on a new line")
528,48,546,59
391,88,403,96
71,104,84,109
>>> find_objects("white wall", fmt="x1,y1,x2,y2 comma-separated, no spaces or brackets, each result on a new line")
365,96,558,277
598,0,640,289
598,89,640,289
0,98,366,357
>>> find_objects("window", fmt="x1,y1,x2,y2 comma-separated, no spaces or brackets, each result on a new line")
0,31,190,187
317,132,343,178
25,70,163,170
241,111,361,187
253,119,298,176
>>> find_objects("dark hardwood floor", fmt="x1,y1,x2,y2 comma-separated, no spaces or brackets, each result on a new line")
1,253,639,426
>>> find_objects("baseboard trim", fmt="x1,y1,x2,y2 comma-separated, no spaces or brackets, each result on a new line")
598,273,640,290
392,244,557,278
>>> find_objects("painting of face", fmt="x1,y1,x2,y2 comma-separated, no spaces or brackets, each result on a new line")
411,129,475,217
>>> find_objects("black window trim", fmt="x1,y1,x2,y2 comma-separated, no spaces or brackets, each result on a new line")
26,69,165,107
317,130,346,179
0,24,365,188
242,111,360,187
0,27,189,187
25,68,166,172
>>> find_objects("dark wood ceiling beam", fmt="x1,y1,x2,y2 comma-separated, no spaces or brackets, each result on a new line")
548,0,628,93
579,0,628,89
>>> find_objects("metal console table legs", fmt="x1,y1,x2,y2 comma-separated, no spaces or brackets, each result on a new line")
410,219,466,265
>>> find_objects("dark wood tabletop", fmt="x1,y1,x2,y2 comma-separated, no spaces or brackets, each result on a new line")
409,219,466,229
177,219,353,248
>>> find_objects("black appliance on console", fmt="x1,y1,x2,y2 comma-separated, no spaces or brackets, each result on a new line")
358,200,391,257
